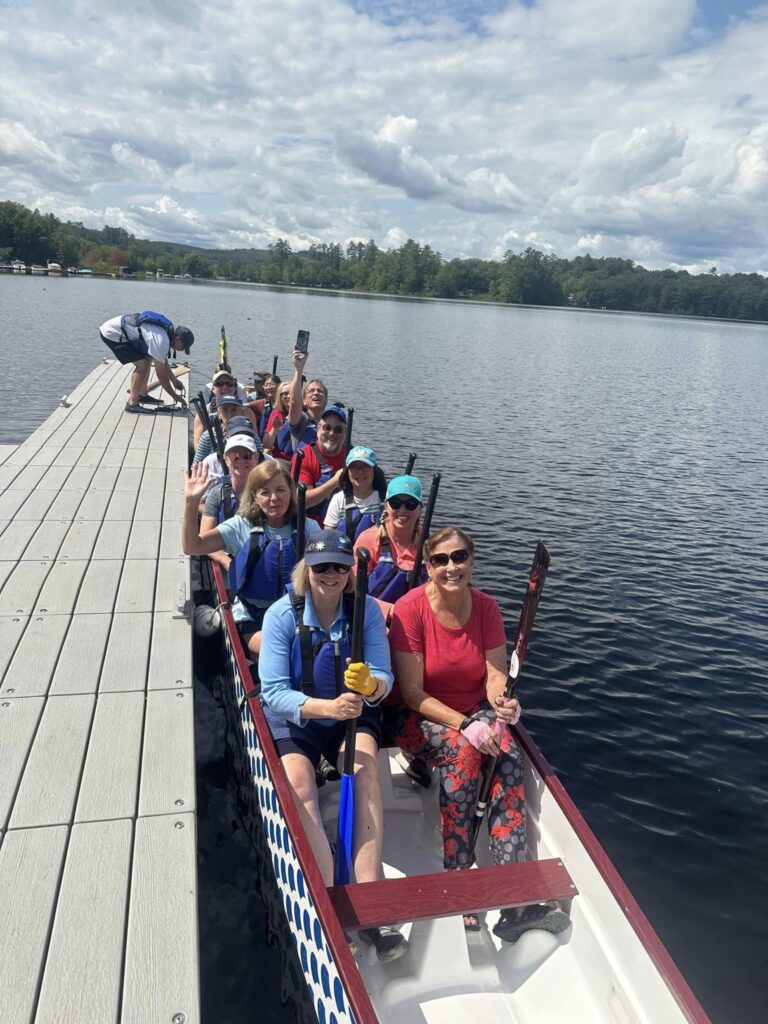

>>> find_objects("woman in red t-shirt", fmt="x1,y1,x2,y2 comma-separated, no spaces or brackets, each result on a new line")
389,526,569,944
262,382,291,458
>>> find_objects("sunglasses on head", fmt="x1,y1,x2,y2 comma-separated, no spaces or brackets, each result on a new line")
388,496,420,511
320,423,344,435
309,562,352,575
429,548,471,567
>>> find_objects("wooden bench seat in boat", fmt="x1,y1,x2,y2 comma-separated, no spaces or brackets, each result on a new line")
328,857,577,931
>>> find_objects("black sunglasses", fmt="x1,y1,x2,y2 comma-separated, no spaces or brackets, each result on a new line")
214,379,236,387
429,548,471,567
309,562,352,575
320,423,345,435
388,496,420,511
228,451,255,461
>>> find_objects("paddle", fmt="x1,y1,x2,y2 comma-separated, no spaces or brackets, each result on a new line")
344,407,354,451
272,355,278,376
406,472,441,591
296,483,307,559
219,325,231,372
292,447,305,483
469,541,551,853
194,391,226,468
405,452,417,475
334,546,370,885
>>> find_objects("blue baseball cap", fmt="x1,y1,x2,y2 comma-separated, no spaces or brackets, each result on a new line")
385,475,422,503
217,392,242,406
320,404,347,423
345,445,377,468
303,529,355,567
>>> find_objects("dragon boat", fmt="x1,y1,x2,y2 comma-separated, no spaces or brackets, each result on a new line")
208,555,710,1024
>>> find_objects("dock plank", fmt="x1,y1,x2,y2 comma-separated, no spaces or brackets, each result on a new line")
0,520,40,561
43,488,87,522
0,561,53,615
133,488,165,521
50,613,112,695
34,561,89,614
9,694,95,828
19,520,71,562
0,616,29,683
121,813,199,1024
0,826,68,1024
91,519,131,560
126,520,161,560
74,560,122,614
114,560,157,614
159,520,186,559
0,443,18,465
138,688,195,817
0,614,71,698
59,465,96,491
104,489,139,522
155,557,190,613
76,692,144,821
35,819,133,1024
148,613,192,690
0,696,45,831
100,613,151,692
56,520,101,562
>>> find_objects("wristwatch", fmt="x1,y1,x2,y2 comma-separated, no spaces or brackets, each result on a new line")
459,716,474,732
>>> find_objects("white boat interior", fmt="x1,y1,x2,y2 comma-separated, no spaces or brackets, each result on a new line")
318,745,692,1024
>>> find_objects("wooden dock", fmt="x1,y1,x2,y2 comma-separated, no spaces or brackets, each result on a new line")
0,361,199,1024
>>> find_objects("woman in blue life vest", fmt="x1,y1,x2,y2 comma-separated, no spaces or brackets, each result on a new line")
323,445,386,542
354,475,427,613
182,460,321,658
198,434,262,574
258,531,407,962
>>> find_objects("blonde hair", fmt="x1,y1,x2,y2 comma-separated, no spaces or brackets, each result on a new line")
290,557,355,599
379,504,420,545
238,461,296,524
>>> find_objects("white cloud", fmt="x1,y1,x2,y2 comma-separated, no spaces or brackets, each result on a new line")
0,0,766,271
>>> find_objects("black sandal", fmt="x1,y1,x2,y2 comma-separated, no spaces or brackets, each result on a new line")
493,903,570,943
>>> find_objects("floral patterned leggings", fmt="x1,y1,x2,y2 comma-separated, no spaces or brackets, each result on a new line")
394,702,527,870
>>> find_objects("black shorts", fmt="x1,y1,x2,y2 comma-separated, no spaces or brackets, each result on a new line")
236,610,266,647
100,332,149,366
274,719,380,769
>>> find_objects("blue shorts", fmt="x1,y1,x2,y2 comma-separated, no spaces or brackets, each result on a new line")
262,703,381,769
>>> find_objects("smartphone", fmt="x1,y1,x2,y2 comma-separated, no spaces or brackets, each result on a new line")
295,329,310,354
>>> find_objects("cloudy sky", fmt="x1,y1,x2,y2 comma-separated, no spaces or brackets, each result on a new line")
1,0,767,272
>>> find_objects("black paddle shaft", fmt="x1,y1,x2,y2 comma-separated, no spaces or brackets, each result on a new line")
405,452,417,475
292,447,305,483
272,355,278,376
195,391,226,468
470,541,551,852
407,472,441,591
344,408,354,451
342,547,370,775
296,483,307,559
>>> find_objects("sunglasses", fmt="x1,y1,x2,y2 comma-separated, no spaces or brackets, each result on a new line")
309,562,352,575
388,496,420,511
429,548,471,567
215,380,236,387
320,424,344,435
228,451,255,461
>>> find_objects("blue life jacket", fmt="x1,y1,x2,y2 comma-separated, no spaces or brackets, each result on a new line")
257,403,273,439
336,487,384,543
275,417,317,457
217,478,238,524
120,310,174,358
368,533,426,602
228,522,299,610
288,590,356,699
306,443,339,523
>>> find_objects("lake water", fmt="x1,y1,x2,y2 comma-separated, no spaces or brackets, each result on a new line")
2,274,767,1023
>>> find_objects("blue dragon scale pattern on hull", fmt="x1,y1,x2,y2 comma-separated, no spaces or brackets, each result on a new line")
221,624,356,1024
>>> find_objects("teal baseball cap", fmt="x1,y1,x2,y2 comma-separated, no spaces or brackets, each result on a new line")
345,445,377,468
385,474,422,503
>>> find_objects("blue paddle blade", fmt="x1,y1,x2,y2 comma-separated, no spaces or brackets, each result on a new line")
334,771,355,885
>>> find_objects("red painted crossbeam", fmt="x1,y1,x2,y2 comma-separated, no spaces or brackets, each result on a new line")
328,858,577,931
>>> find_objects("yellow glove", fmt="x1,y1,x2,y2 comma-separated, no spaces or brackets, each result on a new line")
344,661,376,697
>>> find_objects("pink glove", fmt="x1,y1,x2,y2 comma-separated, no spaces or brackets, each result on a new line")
494,702,522,741
461,719,495,751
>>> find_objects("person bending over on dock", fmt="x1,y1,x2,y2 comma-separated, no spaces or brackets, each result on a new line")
259,531,408,962
389,526,570,944
275,347,329,454
183,460,318,658
99,310,193,413
324,445,386,543
293,405,348,525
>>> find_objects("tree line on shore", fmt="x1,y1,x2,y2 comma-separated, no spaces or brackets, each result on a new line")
2,200,767,321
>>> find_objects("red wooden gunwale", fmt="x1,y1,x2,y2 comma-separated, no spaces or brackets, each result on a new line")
513,722,711,1024
213,563,380,1024
213,562,710,1024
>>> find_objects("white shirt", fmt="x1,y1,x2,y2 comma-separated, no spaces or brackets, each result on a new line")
99,315,170,362
323,490,382,528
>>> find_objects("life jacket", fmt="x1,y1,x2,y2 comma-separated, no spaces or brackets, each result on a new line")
257,403,273,439
217,478,238,524
288,590,356,699
228,521,299,610
275,416,317,457
306,443,338,523
120,310,174,358
367,533,426,602
338,487,383,543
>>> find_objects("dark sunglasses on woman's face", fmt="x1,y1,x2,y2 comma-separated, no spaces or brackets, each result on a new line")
388,496,420,511
429,548,471,567
309,562,352,575
229,451,255,461
215,380,236,388
320,423,344,435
